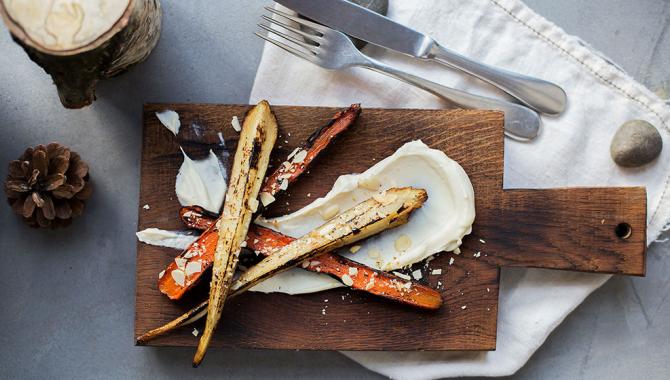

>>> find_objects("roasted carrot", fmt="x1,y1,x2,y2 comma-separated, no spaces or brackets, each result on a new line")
157,206,222,300
246,225,442,310
258,103,360,207
138,189,437,345
158,225,218,300
172,205,442,309
163,208,441,310
179,206,218,231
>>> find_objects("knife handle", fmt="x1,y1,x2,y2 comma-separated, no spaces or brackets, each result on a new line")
363,61,541,140
428,43,567,115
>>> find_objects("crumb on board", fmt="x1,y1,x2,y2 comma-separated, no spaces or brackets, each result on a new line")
231,116,241,132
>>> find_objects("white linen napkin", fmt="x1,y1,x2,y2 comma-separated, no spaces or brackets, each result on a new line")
249,0,670,377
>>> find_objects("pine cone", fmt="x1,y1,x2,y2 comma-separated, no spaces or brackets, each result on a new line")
4,143,92,228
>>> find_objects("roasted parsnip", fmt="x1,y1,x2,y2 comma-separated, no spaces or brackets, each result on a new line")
230,187,427,294
135,300,208,345
193,100,278,367
137,188,428,345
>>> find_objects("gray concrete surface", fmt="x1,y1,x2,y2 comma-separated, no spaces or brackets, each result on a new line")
0,1,668,379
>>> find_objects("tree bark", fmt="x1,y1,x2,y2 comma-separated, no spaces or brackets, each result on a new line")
0,0,162,108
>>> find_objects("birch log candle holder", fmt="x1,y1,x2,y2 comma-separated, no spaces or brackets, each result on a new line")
0,0,161,108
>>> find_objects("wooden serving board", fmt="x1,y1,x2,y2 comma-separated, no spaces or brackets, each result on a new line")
135,104,646,351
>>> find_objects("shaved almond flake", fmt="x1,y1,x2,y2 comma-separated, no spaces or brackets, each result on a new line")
248,198,259,213
365,277,375,290
348,267,358,276
175,257,187,269
292,149,308,163
392,271,411,281
158,270,165,279
231,116,241,132
260,192,276,207
192,328,199,337
449,257,455,265
341,274,354,286
185,261,202,276
394,234,412,252
287,147,300,160
171,269,186,287
431,269,442,275
411,269,422,280
183,246,201,259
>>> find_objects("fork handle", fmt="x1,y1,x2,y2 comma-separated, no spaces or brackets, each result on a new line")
363,60,541,140
428,43,566,115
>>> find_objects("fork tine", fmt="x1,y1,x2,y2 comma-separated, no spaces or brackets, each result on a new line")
258,24,319,54
261,15,322,44
264,6,328,33
254,32,317,64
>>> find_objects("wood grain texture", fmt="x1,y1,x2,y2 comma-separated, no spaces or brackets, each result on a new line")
135,104,646,351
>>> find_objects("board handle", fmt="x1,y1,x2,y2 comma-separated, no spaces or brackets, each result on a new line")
476,187,646,275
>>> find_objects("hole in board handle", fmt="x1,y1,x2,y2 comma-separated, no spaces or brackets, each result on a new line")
615,223,632,240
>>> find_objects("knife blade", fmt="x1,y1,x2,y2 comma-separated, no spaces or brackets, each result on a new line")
276,0,436,58
274,0,567,115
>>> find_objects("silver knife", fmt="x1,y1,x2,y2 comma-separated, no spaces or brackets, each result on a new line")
275,0,567,115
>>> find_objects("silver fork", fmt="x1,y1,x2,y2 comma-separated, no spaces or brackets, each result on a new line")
256,7,541,141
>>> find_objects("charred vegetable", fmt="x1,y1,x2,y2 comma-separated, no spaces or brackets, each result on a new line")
193,100,278,367
160,104,361,301
138,188,429,345
259,103,360,207
178,206,442,310
230,187,427,294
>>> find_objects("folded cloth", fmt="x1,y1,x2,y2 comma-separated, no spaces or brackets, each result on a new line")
249,0,670,377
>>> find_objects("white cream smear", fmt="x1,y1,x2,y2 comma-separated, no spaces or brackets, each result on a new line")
156,110,181,135
175,148,227,214
136,228,198,250
251,140,475,295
